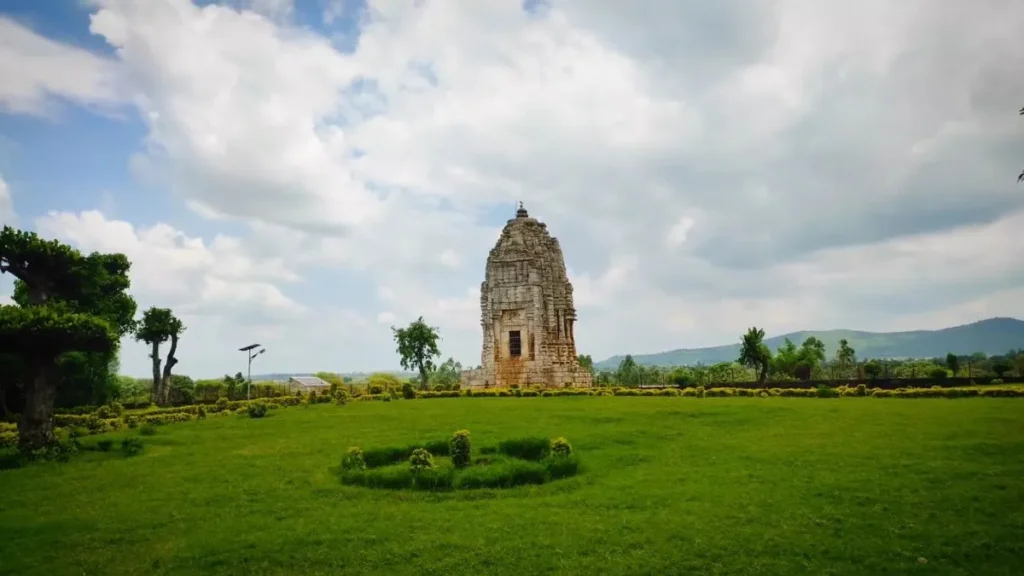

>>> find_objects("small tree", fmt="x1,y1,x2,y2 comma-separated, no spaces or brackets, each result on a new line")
429,357,463,390
945,353,960,376
863,360,883,380
392,317,441,390
738,327,772,386
135,307,185,406
835,339,857,379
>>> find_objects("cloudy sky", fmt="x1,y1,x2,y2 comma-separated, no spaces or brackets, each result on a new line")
1,0,1022,378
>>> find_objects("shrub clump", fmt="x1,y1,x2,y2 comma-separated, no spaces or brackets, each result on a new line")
248,401,269,418
341,447,366,471
409,448,435,472
121,437,144,457
96,439,115,452
551,437,572,458
816,385,839,398
95,402,125,419
450,429,472,469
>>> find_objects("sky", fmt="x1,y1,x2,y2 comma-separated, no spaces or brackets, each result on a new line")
1,0,1023,379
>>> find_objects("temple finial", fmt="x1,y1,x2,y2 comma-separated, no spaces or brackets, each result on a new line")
516,201,528,218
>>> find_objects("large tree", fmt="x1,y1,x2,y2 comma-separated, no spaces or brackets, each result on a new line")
392,316,441,389
738,327,772,385
0,226,136,449
135,306,185,405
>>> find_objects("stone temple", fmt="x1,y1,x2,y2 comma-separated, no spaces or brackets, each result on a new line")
461,204,593,389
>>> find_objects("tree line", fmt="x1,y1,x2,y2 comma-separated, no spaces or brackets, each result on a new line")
580,327,1024,388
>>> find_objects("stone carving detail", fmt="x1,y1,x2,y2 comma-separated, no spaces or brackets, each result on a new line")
461,204,593,389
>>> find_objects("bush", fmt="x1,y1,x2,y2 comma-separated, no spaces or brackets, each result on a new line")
96,439,114,452
125,415,139,429
121,437,144,457
695,386,706,398
197,405,207,420
248,401,269,418
856,383,867,397
409,448,435,472
215,397,230,412
341,447,366,471
0,431,18,449
450,429,472,469
497,437,550,461
815,385,838,398
139,423,158,436
929,367,949,380
334,392,349,406
551,437,572,458
991,378,1004,385
95,402,125,419
401,383,416,399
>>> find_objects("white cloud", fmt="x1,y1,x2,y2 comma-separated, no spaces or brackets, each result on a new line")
0,16,123,116
4,0,1024,374
0,173,15,227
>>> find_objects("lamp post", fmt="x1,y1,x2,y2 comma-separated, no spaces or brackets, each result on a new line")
238,343,266,400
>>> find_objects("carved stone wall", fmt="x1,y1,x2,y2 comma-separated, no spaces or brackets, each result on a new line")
461,205,593,389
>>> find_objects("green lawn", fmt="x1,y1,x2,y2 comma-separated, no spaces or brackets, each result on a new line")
2,398,1023,575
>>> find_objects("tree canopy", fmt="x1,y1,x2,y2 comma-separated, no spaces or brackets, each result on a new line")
0,226,136,449
738,327,772,385
135,306,186,405
392,316,442,388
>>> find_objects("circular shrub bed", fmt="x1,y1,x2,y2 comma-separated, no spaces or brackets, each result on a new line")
338,431,579,491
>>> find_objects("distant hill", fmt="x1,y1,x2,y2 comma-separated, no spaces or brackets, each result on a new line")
594,317,1024,370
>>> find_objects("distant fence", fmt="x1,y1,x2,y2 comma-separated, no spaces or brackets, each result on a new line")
636,376,1024,390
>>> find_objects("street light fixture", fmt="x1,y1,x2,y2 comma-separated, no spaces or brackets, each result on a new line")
239,343,266,400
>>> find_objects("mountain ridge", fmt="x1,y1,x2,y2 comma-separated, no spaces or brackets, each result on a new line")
594,317,1024,370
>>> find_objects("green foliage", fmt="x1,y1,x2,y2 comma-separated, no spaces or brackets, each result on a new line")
450,429,472,469
551,437,572,458
401,382,416,399
454,458,547,489
428,357,462,390
215,397,230,412
196,405,207,419
928,367,949,380
134,307,185,346
247,401,269,418
946,353,960,374
96,439,114,452
341,447,366,471
863,360,883,380
738,327,771,384
120,437,144,457
95,402,125,419
409,447,435,472
139,423,157,436
816,385,839,398
366,372,401,394
0,305,116,360
392,316,442,387
497,437,551,461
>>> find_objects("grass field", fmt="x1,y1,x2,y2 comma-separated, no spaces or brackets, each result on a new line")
2,398,1023,575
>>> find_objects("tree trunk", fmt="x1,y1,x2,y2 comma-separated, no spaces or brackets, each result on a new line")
19,363,58,450
757,363,768,386
419,366,428,390
150,341,163,405
160,334,179,405
0,380,7,419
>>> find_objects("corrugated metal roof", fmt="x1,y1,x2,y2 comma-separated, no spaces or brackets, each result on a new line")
288,376,330,387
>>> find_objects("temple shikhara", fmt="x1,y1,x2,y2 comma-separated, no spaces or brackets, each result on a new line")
461,204,593,389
